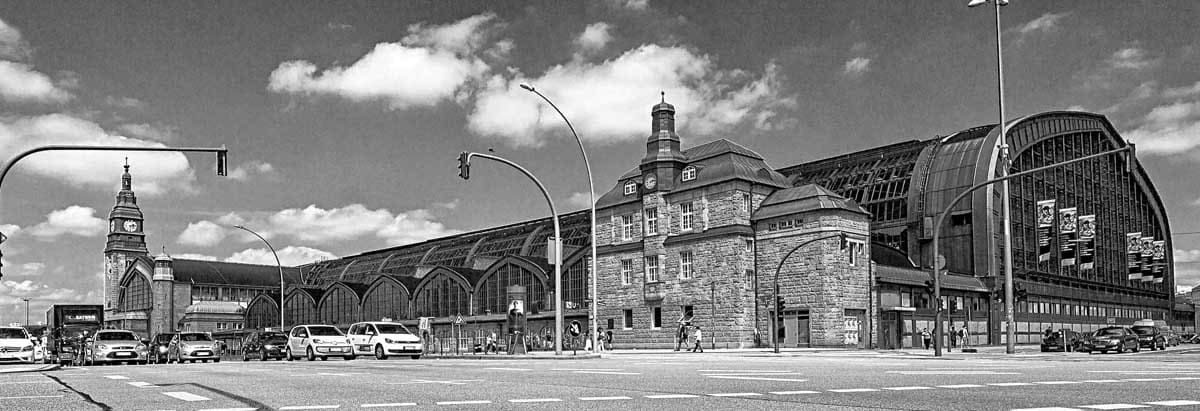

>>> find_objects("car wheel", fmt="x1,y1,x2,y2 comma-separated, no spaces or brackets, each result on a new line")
375,345,388,360
261,350,268,362
242,351,249,362
344,355,355,361
214,358,220,363
306,347,316,361
286,348,293,361
411,355,421,360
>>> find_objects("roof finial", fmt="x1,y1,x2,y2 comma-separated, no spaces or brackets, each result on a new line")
124,157,129,172
661,91,665,103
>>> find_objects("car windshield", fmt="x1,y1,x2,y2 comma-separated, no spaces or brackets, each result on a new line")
375,324,412,335
0,328,28,339
1095,328,1124,336
98,332,138,341
1130,326,1156,336
266,336,289,343
308,326,343,336
155,335,175,343
180,333,212,342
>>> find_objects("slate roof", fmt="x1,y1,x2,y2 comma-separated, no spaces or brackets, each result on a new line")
171,258,303,287
752,184,869,221
184,301,245,315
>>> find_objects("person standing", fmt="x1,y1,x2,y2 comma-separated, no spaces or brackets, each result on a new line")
958,325,969,348
690,327,704,353
948,326,958,349
485,331,497,354
921,328,932,350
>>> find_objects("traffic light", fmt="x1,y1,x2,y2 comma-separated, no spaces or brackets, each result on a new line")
457,152,471,180
775,295,786,313
924,279,935,296
215,148,228,176
948,298,957,312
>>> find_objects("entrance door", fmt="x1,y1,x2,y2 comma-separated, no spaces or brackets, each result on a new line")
782,310,811,347
880,312,903,350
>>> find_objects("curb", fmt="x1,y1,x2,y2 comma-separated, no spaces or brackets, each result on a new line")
428,354,601,360
0,363,62,374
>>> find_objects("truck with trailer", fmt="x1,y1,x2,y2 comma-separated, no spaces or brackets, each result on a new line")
44,305,103,365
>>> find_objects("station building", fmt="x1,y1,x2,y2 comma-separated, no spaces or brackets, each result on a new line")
101,100,1193,350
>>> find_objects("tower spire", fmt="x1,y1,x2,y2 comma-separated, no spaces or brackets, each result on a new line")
121,159,132,192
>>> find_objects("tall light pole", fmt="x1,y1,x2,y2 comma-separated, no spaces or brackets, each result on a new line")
968,0,1015,354
233,225,285,331
458,151,565,355
21,297,29,326
519,83,599,355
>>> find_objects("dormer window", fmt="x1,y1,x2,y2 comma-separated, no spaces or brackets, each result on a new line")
623,180,637,195
681,166,697,182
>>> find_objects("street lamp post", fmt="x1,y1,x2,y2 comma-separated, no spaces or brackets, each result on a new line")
458,151,565,355
233,225,286,331
968,0,1015,354
0,144,229,280
771,233,847,353
519,84,600,355
21,297,29,326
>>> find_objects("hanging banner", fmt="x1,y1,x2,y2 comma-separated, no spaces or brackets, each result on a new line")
1036,199,1056,263
1139,236,1154,282
1058,207,1078,267
1127,232,1142,280
1078,215,1096,270
1151,240,1165,284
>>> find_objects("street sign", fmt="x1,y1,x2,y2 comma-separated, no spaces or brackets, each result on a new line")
935,254,946,271
418,317,431,331
569,320,581,336
453,315,464,325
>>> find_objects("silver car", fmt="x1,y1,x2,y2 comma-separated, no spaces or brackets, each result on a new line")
84,330,148,365
169,332,220,363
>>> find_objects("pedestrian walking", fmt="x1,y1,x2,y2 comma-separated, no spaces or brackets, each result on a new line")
949,326,958,349
595,327,606,352
605,329,614,351
957,325,969,348
690,327,704,353
485,331,497,354
921,328,932,350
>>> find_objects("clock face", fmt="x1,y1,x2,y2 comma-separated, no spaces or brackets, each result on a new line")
644,174,657,189
123,220,139,232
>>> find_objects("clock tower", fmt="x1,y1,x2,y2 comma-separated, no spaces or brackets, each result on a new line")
640,93,686,192
104,162,148,311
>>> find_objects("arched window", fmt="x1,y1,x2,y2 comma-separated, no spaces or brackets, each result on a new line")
476,262,545,316
363,280,409,321
245,297,279,330
284,293,317,326
564,258,589,311
119,274,151,311
623,180,637,195
319,286,359,326
415,273,469,318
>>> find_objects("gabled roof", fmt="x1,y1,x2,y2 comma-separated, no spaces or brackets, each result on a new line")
753,184,869,221
172,258,303,287
682,139,764,162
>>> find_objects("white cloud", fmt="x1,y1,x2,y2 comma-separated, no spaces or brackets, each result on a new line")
469,45,792,146
377,209,462,246
842,57,870,76
607,0,649,10
226,246,336,267
433,199,460,210
566,192,593,209
1015,12,1071,35
117,123,177,142
104,96,146,110
177,221,228,247
227,161,276,181
0,224,20,238
12,262,44,277
0,113,197,196
173,253,218,261
576,22,614,53
1107,48,1156,71
1124,100,1200,155
0,17,31,61
268,14,496,110
0,61,72,103
0,280,96,308
268,204,395,242
27,206,106,241
1163,81,1200,99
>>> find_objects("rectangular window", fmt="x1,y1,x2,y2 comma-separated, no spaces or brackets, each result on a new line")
682,305,694,321
644,207,658,236
745,239,754,253
620,259,633,285
680,202,694,231
901,291,912,307
651,307,662,329
778,219,794,230
679,251,694,279
742,193,752,212
645,255,660,282
621,214,635,240
745,269,754,289
768,222,778,231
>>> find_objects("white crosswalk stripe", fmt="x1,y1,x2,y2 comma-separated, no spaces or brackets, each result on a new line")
1143,400,1200,406
162,392,210,402
1079,404,1148,410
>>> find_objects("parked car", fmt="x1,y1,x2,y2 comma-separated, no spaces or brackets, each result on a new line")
169,332,220,363
286,324,353,361
149,333,175,364
0,326,38,364
242,331,289,361
1040,329,1083,352
1130,326,1167,351
84,329,148,365
347,321,423,360
1082,327,1140,354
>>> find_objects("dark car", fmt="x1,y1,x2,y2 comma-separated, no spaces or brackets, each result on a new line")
1040,329,1083,352
149,333,175,364
1082,327,1139,354
1130,326,1167,351
242,331,289,361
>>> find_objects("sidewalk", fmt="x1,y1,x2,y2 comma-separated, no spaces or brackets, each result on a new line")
0,363,60,374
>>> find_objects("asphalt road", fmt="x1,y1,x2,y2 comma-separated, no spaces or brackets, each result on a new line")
2,346,1199,410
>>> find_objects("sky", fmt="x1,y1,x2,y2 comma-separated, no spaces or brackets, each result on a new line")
1,0,1199,324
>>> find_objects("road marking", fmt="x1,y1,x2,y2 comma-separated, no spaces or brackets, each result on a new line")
104,375,129,380
551,368,623,371
887,370,1020,375
1034,381,1081,385
1080,404,1149,410
435,400,490,405
1169,377,1200,380
1010,408,1082,411
1081,380,1123,383
709,393,761,397
937,384,985,389
884,386,934,390
0,395,65,400
579,396,631,401
198,408,259,411
280,406,340,410
1143,400,1200,406
127,381,158,388
0,381,53,385
573,371,641,375
508,398,561,403
646,394,699,399
1087,371,1200,374
705,375,809,382
388,379,481,385
484,367,531,371
989,382,1034,386
828,388,878,393
696,369,790,373
360,404,416,408
163,392,211,402
769,391,820,395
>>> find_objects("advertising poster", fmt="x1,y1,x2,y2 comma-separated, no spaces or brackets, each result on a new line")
1127,232,1142,280
1140,236,1155,282
1058,207,1078,267
1036,199,1056,263
1151,240,1165,284
1078,215,1096,270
